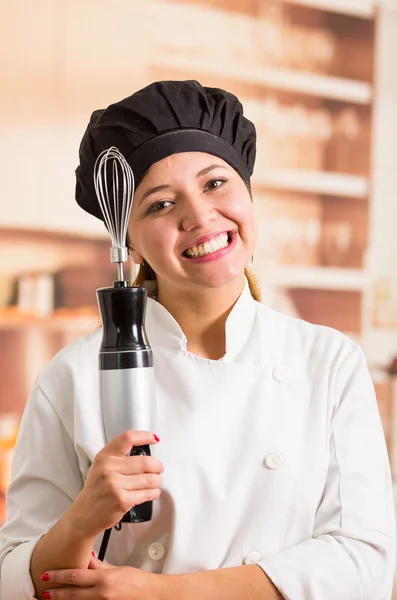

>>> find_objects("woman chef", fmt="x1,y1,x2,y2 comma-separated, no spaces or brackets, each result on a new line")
0,80,395,600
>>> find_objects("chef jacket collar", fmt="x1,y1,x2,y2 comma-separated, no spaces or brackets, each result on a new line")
144,278,256,362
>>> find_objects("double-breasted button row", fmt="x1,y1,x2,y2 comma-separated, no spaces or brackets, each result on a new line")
145,365,286,566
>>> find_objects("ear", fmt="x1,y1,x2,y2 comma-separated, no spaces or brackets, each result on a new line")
129,248,144,265
126,230,142,265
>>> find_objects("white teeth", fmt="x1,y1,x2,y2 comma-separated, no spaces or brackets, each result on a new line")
210,238,220,251
185,233,230,257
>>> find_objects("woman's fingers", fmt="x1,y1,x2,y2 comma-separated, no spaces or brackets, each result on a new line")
120,472,163,491
93,453,163,476
127,487,162,506
94,430,164,475
114,454,164,476
102,473,162,512
102,430,160,458
74,430,163,535
113,486,162,514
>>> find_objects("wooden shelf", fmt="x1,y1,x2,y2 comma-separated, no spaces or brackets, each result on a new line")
253,170,369,198
281,0,376,19
154,54,373,104
263,266,369,291
0,311,99,332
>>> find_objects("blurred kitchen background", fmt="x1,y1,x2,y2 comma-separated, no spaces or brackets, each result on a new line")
1,0,397,575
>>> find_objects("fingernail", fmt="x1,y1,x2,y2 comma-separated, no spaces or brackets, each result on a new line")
42,592,51,599
92,551,96,556
41,573,50,582
153,434,160,442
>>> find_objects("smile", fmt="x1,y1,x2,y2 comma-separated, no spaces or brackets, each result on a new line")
184,232,230,257
182,231,236,262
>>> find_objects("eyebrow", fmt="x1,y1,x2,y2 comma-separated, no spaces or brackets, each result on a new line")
138,164,227,204
197,164,227,177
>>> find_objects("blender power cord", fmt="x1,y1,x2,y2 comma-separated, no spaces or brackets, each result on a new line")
98,523,122,561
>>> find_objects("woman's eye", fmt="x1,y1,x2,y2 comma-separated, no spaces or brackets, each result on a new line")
204,177,227,191
146,200,173,214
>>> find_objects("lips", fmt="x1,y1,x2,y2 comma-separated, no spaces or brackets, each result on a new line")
181,231,237,263
182,231,232,255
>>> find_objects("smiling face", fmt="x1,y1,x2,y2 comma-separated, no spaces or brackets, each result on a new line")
128,151,256,295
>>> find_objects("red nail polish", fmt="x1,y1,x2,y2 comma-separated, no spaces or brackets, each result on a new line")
41,573,50,582
92,551,96,556
153,434,160,442
42,592,51,599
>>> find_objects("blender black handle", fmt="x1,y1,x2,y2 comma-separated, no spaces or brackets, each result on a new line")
97,439,153,562
120,444,153,523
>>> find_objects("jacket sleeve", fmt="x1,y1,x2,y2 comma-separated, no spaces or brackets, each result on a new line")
258,344,396,600
0,380,84,599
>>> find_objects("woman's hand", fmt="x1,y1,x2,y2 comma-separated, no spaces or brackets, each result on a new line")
40,554,164,600
69,430,163,537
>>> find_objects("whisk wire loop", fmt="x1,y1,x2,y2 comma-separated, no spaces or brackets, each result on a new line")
94,147,135,280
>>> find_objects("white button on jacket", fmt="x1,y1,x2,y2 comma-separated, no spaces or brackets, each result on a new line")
0,280,395,599
272,364,289,383
243,551,262,565
148,543,166,561
264,453,284,470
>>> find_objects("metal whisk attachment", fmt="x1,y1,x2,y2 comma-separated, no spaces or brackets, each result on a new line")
94,147,135,283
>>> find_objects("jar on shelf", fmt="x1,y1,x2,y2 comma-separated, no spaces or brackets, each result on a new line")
309,28,336,74
321,221,352,266
256,0,287,68
332,108,361,174
17,272,54,317
309,108,333,172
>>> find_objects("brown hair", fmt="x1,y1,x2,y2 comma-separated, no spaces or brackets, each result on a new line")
132,261,262,302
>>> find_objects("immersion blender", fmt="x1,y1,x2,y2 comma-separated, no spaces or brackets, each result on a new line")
93,147,156,560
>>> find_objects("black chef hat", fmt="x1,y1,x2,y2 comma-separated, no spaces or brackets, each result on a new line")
75,80,256,221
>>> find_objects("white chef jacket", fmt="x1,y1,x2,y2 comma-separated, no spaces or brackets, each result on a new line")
0,280,395,599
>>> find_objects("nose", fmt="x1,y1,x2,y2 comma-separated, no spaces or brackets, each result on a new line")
180,193,217,232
